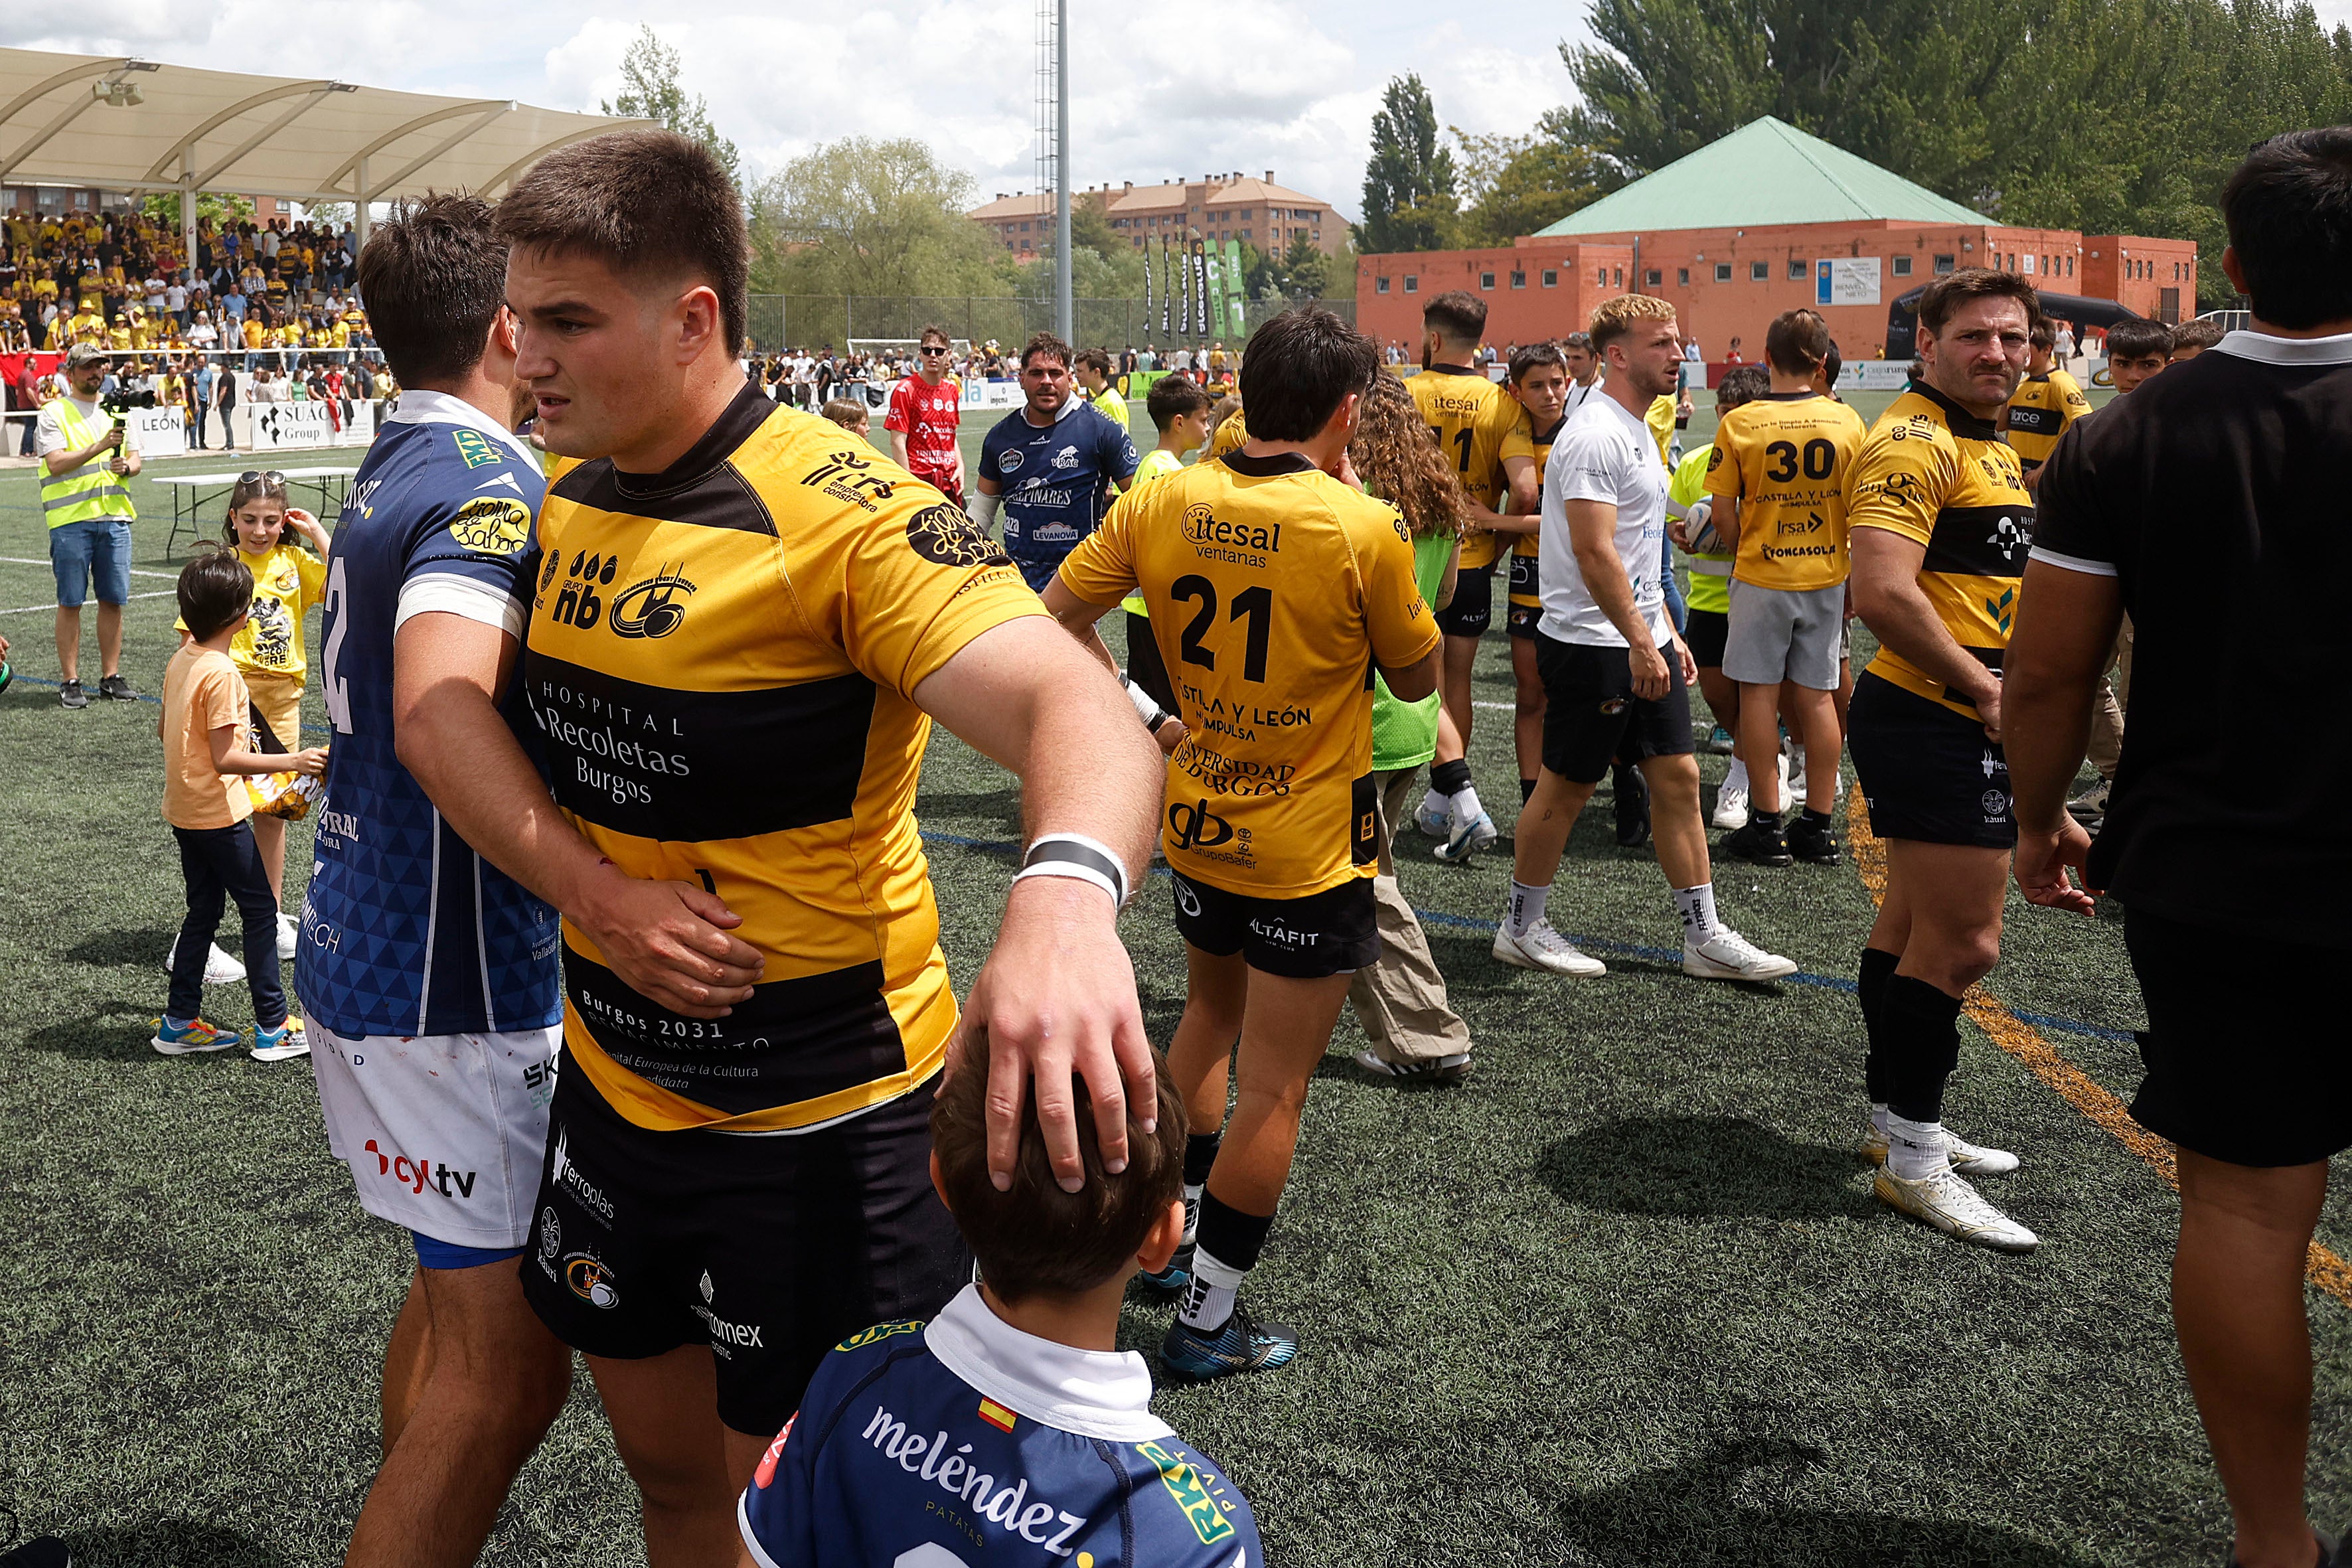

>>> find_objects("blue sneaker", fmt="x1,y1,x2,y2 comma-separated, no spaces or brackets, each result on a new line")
1703,724,1735,755
1160,1300,1298,1381
1137,1243,1194,1296
1433,807,1496,863
1413,795,1450,839
250,1016,311,1063
151,1016,240,1056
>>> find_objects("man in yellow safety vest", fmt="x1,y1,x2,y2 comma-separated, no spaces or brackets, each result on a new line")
39,342,143,709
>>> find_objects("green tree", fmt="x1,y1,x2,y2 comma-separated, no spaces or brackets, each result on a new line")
141,191,256,234
747,137,1004,297
1356,74,1460,253
1555,0,2352,290
1452,124,1625,244
601,24,740,187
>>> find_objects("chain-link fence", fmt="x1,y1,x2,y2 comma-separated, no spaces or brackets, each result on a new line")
744,295,1355,354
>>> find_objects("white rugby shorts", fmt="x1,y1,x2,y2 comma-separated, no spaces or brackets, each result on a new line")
311,1022,562,1251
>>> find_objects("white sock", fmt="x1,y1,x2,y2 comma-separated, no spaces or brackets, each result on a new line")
1506,880,1550,939
1421,786,1449,823
1180,1183,1203,1247
1450,784,1485,824
1178,1245,1246,1332
1871,1103,1891,1137
1885,1114,1948,1180
1724,757,1750,794
1672,883,1721,946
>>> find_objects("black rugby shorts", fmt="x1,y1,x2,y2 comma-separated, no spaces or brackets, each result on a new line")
520,1061,968,1435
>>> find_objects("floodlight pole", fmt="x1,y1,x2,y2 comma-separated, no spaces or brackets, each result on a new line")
1053,0,1071,345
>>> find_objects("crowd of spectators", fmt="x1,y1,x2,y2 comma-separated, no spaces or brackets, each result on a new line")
746,337,1243,414
3,206,389,451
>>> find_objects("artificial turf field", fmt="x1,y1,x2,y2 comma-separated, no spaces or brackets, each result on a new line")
5,387,2351,1567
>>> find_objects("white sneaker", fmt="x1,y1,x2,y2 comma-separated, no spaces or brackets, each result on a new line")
1491,919,1607,977
1873,1165,2039,1252
164,938,247,986
1433,808,1496,864
1711,781,1750,831
1862,1122,2020,1178
1414,796,1451,839
276,911,299,961
1682,927,1798,982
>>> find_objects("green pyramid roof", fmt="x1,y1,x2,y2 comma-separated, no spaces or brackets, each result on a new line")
1535,117,1986,236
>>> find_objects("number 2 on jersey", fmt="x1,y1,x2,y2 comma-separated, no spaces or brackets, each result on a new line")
1171,575,1272,682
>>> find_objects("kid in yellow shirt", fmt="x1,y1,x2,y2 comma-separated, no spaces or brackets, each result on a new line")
173,471,331,945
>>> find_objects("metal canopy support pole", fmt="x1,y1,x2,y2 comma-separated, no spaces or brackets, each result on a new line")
1052,0,1071,345
181,149,196,277
354,157,370,253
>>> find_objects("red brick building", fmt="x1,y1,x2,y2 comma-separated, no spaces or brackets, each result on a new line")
1356,119,2200,362
971,173,1342,261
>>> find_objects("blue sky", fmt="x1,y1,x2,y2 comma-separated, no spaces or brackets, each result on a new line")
5,1,1599,221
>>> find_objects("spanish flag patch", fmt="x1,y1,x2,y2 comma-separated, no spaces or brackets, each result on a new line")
977,1397,1016,1433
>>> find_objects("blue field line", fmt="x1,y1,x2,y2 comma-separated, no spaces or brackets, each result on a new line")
916,827,2142,1047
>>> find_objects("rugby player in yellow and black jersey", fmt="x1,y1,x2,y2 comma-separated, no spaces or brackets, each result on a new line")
424,130,1166,1547
1046,306,1441,1382
1704,308,1866,866
1407,289,1522,861
1845,268,2042,1256
1496,341,1580,803
1999,319,2092,489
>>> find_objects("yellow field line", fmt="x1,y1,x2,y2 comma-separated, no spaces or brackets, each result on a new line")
1847,784,2352,1306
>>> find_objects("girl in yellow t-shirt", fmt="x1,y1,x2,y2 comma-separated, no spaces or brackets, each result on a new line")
175,473,332,947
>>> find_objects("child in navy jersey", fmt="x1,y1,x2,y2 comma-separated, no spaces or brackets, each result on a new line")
736,1054,1261,1567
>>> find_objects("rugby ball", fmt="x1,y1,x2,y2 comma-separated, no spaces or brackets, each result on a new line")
1683,498,1724,556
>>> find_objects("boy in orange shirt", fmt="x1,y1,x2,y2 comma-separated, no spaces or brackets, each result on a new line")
154,548,326,1060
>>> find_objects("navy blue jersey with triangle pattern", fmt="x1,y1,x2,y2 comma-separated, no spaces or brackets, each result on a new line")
297,410,562,1038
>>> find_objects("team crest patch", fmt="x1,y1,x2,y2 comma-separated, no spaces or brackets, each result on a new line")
448,496,532,557
835,1318,924,1352
906,503,1013,569
451,428,501,469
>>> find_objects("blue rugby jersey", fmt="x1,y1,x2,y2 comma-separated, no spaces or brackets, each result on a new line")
979,400,1138,568
297,391,563,1037
740,1285,1259,1567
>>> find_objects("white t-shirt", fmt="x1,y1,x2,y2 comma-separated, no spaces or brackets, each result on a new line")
165,284,187,311
1540,390,1670,648
34,394,138,461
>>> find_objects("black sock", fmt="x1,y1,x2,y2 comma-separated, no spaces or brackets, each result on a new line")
1429,758,1472,797
1183,1133,1222,1188
1857,947,1899,1103
1520,777,1537,805
1881,974,1966,1124
1195,1190,1277,1275
1802,807,1834,829
1748,805,1782,832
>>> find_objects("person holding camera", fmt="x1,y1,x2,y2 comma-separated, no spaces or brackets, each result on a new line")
38,342,141,710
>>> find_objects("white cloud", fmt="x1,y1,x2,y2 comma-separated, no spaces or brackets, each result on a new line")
3,0,1595,220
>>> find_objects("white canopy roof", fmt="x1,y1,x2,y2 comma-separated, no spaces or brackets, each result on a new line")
0,47,651,204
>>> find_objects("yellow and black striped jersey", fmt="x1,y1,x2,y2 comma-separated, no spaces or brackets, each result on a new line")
1059,450,1441,899
525,383,1046,1133
1703,391,1867,591
1498,410,1565,601
2001,368,2091,471
1847,382,2035,718
1409,365,1518,570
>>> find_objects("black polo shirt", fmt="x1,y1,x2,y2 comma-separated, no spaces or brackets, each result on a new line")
2031,329,2352,941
